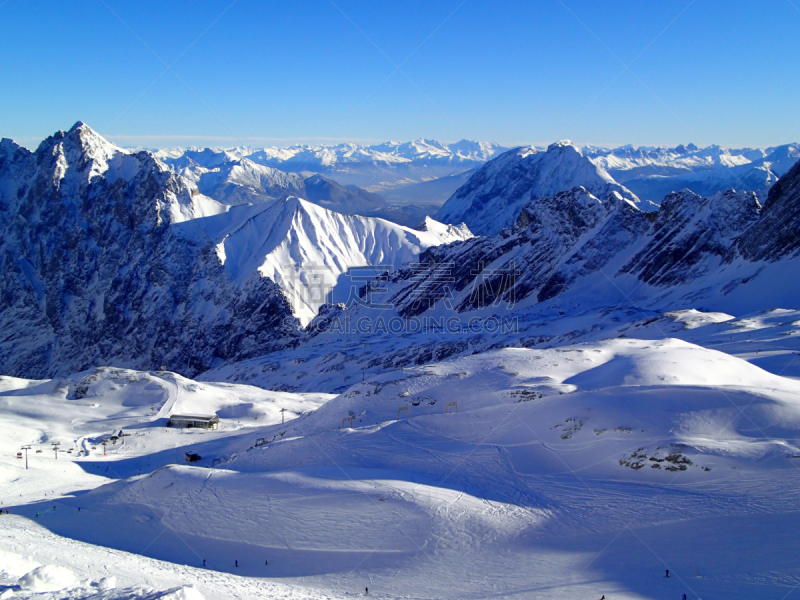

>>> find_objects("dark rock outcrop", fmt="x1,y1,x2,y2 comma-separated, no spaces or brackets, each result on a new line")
732,159,800,262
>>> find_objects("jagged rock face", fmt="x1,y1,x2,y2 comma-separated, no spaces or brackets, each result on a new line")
435,142,641,236
380,188,648,317
359,183,778,319
621,189,761,285
0,123,298,379
733,159,800,262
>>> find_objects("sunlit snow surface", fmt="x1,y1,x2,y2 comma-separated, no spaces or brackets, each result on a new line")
3,313,800,599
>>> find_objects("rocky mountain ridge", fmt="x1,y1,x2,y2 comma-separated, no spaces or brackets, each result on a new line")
353,167,797,322
0,123,297,379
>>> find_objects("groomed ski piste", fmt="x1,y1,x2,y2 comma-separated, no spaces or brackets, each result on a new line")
3,309,800,599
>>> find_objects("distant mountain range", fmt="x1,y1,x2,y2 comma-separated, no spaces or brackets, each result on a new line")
153,139,799,212
155,139,507,192
584,142,800,203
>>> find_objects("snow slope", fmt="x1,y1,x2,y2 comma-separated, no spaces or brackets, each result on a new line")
190,196,472,324
0,366,332,489
0,367,337,598
6,338,800,599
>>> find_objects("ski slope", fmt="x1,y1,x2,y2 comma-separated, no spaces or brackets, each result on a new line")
3,336,800,599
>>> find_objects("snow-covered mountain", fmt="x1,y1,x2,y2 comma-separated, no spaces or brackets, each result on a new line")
732,156,800,262
153,140,800,209
157,139,507,192
619,188,761,286
161,148,306,205
0,122,299,379
250,138,504,170
157,148,387,215
4,129,800,600
3,122,799,383
200,171,800,396
203,196,472,324
435,141,643,236
585,143,761,176
350,164,800,326
0,123,471,378
585,142,800,203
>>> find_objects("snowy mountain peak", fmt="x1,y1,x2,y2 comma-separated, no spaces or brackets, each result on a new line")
31,121,145,194
435,142,641,235
206,195,474,324
64,120,127,157
0,123,293,378
416,215,473,238
547,139,576,151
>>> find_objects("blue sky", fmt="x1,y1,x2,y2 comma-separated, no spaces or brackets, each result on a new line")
1,0,799,149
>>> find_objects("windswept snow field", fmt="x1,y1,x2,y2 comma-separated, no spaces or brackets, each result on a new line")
3,316,800,600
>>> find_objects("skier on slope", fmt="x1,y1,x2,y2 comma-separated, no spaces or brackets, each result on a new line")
665,569,669,578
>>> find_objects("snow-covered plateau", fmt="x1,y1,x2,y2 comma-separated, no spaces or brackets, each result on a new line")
2,123,800,600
